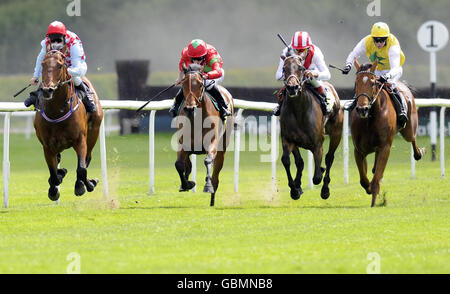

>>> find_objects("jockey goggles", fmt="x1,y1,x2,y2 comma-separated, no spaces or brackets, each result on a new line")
191,56,206,62
49,34,65,44
373,37,387,43
295,47,308,55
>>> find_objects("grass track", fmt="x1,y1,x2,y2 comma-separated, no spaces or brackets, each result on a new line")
0,133,449,273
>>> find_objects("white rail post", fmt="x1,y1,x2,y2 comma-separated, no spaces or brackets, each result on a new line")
99,116,109,200
343,109,349,184
410,144,415,179
234,109,244,192
440,106,446,177
308,151,313,189
149,110,156,194
25,114,33,140
191,154,197,192
271,115,278,191
3,113,11,208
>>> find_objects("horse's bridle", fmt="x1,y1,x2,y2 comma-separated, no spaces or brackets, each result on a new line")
183,71,206,106
42,50,73,96
283,55,305,88
354,70,384,109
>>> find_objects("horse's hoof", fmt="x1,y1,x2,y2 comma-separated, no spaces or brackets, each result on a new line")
48,186,60,201
86,179,98,192
203,184,214,193
414,147,426,161
321,186,330,199
290,188,301,200
179,181,195,192
75,181,86,196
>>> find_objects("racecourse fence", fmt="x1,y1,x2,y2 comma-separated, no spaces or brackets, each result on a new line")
1,98,449,208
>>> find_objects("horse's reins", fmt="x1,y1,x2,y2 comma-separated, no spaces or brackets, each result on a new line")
354,71,385,108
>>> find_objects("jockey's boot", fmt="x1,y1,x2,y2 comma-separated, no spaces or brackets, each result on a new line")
169,89,185,118
311,85,332,115
24,88,42,109
391,87,408,129
76,82,96,113
207,85,231,120
272,87,286,116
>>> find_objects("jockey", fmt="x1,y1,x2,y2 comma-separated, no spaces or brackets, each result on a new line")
169,39,231,120
25,21,96,112
273,31,332,116
342,22,407,128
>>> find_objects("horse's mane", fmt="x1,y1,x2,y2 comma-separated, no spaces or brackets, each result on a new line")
186,63,203,73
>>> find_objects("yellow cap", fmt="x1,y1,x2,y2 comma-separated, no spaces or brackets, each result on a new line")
371,22,390,38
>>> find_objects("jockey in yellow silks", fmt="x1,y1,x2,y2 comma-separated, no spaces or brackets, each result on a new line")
342,22,408,128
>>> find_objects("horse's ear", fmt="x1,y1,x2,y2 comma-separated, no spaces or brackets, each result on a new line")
354,58,360,72
370,58,378,72
46,42,51,53
280,55,286,61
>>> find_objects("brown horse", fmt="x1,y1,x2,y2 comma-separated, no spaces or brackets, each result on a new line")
279,50,343,200
351,59,425,207
174,63,233,206
34,48,103,201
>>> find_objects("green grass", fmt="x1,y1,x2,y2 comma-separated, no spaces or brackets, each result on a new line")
0,133,449,273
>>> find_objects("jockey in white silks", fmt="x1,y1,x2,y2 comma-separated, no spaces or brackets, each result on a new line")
25,21,96,112
273,31,333,116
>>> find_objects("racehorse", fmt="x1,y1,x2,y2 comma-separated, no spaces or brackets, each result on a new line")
279,50,343,200
34,47,103,201
174,63,233,206
351,59,425,207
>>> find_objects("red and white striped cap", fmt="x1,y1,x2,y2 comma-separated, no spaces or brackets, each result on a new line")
291,31,311,50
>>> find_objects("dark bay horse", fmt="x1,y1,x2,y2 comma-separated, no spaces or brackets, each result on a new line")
34,48,103,201
279,51,343,200
174,63,233,206
351,59,425,207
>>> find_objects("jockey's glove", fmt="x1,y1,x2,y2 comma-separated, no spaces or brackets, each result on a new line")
342,64,352,75
378,74,390,83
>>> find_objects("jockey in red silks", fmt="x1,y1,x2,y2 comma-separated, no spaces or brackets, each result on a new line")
273,31,332,116
169,39,231,120
25,21,96,112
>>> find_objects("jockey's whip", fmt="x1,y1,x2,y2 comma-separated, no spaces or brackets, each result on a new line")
277,33,290,49
329,64,345,73
13,83,32,98
136,83,176,114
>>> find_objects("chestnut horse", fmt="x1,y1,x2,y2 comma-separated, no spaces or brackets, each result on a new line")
279,50,343,200
34,49,103,201
351,59,425,207
174,64,233,206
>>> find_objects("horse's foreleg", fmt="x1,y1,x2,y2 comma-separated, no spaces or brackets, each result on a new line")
210,151,225,207
44,149,63,201
321,132,341,200
354,149,371,194
371,145,391,207
312,146,325,185
292,147,304,197
74,137,97,196
176,151,195,191
203,150,217,194
281,140,300,200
